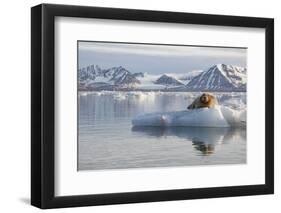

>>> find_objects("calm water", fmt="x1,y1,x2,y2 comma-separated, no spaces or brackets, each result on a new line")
78,91,246,171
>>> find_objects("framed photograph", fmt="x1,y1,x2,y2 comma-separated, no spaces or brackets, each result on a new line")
31,4,274,209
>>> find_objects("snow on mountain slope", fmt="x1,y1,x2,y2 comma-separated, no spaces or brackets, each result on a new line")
79,65,141,89
155,74,184,86
186,64,246,92
79,64,246,91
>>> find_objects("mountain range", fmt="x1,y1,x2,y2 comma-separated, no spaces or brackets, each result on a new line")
78,64,246,92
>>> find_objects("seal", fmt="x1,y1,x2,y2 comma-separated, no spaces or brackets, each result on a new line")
187,93,218,110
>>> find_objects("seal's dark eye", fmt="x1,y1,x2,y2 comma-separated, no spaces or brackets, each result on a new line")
200,95,208,104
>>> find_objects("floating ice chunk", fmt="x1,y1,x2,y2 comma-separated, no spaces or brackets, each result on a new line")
133,107,228,127
113,93,126,100
132,106,246,127
79,92,88,96
220,106,246,127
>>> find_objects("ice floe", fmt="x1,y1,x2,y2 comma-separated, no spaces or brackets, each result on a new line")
132,106,246,128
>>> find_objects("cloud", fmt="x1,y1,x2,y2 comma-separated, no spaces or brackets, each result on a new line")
78,41,247,59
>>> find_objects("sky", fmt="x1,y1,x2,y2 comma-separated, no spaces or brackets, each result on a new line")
78,41,247,74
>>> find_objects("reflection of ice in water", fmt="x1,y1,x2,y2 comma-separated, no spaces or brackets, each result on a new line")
132,126,246,156
79,91,246,170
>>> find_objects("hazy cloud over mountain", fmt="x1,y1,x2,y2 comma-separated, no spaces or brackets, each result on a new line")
78,41,247,74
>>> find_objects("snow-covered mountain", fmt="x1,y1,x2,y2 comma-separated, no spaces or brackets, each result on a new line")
155,74,184,86
79,65,142,90
79,64,246,91
186,64,246,92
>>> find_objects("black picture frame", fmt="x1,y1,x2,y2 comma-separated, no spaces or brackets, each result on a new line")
31,3,274,209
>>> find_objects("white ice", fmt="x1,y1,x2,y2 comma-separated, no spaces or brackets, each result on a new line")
132,106,246,128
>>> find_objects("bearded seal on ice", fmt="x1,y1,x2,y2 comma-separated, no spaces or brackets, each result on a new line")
187,93,218,110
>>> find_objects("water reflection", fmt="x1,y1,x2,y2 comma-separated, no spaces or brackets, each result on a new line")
79,92,247,170
131,126,246,156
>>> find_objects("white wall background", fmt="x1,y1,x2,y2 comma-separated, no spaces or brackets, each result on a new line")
0,0,279,212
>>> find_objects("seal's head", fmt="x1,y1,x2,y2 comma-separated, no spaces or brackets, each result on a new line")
200,93,210,104
187,93,218,110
